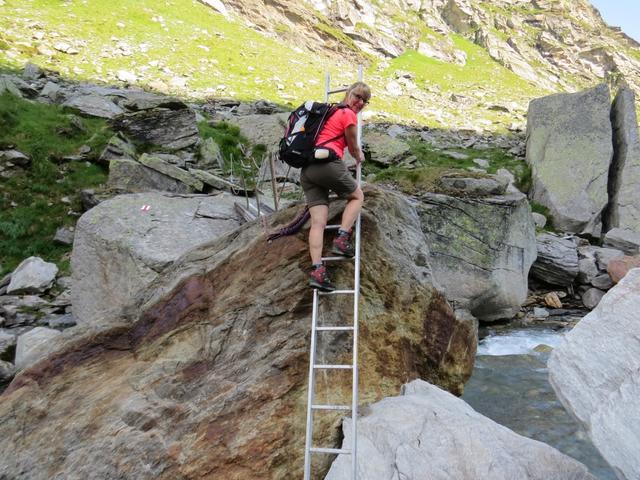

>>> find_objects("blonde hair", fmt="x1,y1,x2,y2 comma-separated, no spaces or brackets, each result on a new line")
343,82,371,103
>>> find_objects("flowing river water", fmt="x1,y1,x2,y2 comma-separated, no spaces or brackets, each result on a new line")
462,325,617,480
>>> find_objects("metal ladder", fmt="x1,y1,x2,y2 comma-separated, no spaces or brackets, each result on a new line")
303,66,363,480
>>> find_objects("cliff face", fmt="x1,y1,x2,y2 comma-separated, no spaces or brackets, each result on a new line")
0,187,476,479
212,0,640,99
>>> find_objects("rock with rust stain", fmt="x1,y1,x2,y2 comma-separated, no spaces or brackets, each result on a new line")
0,186,476,480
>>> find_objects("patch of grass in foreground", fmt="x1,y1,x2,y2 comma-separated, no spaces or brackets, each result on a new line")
0,93,112,276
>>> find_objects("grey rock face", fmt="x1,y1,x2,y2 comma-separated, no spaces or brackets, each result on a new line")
581,287,605,309
71,192,242,326
118,92,186,112
198,137,225,170
418,192,536,321
532,212,547,228
603,227,640,255
592,246,625,270
22,62,43,80
225,112,288,154
530,233,578,286
526,84,612,235
606,88,640,232
107,158,191,194
98,133,137,164
53,227,75,245
0,149,31,166
365,131,411,166
0,76,23,97
62,94,125,118
549,268,640,480
138,154,203,191
109,108,199,151
7,257,58,295
440,174,508,196
15,327,62,370
325,379,595,480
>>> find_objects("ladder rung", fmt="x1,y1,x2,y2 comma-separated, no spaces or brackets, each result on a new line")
325,224,341,230
312,404,352,411
310,447,352,455
328,87,349,94
314,364,353,369
321,256,354,262
316,326,354,331
320,289,356,295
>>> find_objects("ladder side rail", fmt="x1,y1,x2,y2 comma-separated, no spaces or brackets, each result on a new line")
303,289,321,480
351,63,364,480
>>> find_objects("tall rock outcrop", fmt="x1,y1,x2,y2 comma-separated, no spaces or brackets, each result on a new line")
605,87,640,234
549,268,640,480
418,191,537,321
0,187,476,480
525,84,613,235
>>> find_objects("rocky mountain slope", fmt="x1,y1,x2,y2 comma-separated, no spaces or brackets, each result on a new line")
1,0,639,130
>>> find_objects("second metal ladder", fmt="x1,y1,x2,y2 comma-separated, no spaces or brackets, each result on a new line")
303,67,364,480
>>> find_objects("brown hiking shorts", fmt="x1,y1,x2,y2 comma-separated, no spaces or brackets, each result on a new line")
300,159,358,207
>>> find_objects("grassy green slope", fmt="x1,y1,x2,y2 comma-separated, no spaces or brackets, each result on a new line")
0,0,351,102
1,0,548,128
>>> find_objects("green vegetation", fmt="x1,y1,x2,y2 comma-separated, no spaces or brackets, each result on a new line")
0,0,352,106
371,33,546,127
0,93,112,276
197,120,266,188
370,138,531,195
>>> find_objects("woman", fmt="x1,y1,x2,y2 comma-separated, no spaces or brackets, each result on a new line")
302,82,370,292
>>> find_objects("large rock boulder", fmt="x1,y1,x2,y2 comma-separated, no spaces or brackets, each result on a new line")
62,94,124,118
549,268,640,480
325,379,595,480
7,257,58,295
530,233,579,286
417,192,537,321
107,158,193,193
606,87,640,232
226,113,288,153
525,84,612,235
109,108,199,151
1,187,476,480
603,227,640,255
71,192,242,326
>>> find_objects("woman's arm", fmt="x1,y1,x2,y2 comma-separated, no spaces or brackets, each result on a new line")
345,124,364,164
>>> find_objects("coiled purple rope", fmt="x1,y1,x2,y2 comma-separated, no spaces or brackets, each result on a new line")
267,206,310,243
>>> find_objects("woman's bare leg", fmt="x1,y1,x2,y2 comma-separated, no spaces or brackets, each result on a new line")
340,187,364,232
309,205,329,264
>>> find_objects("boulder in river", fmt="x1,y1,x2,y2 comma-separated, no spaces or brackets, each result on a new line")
549,268,640,480
325,379,596,480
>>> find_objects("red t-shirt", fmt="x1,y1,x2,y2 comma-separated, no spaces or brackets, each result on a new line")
315,107,357,159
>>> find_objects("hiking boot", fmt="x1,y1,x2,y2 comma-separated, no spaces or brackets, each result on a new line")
331,231,355,258
309,265,335,292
